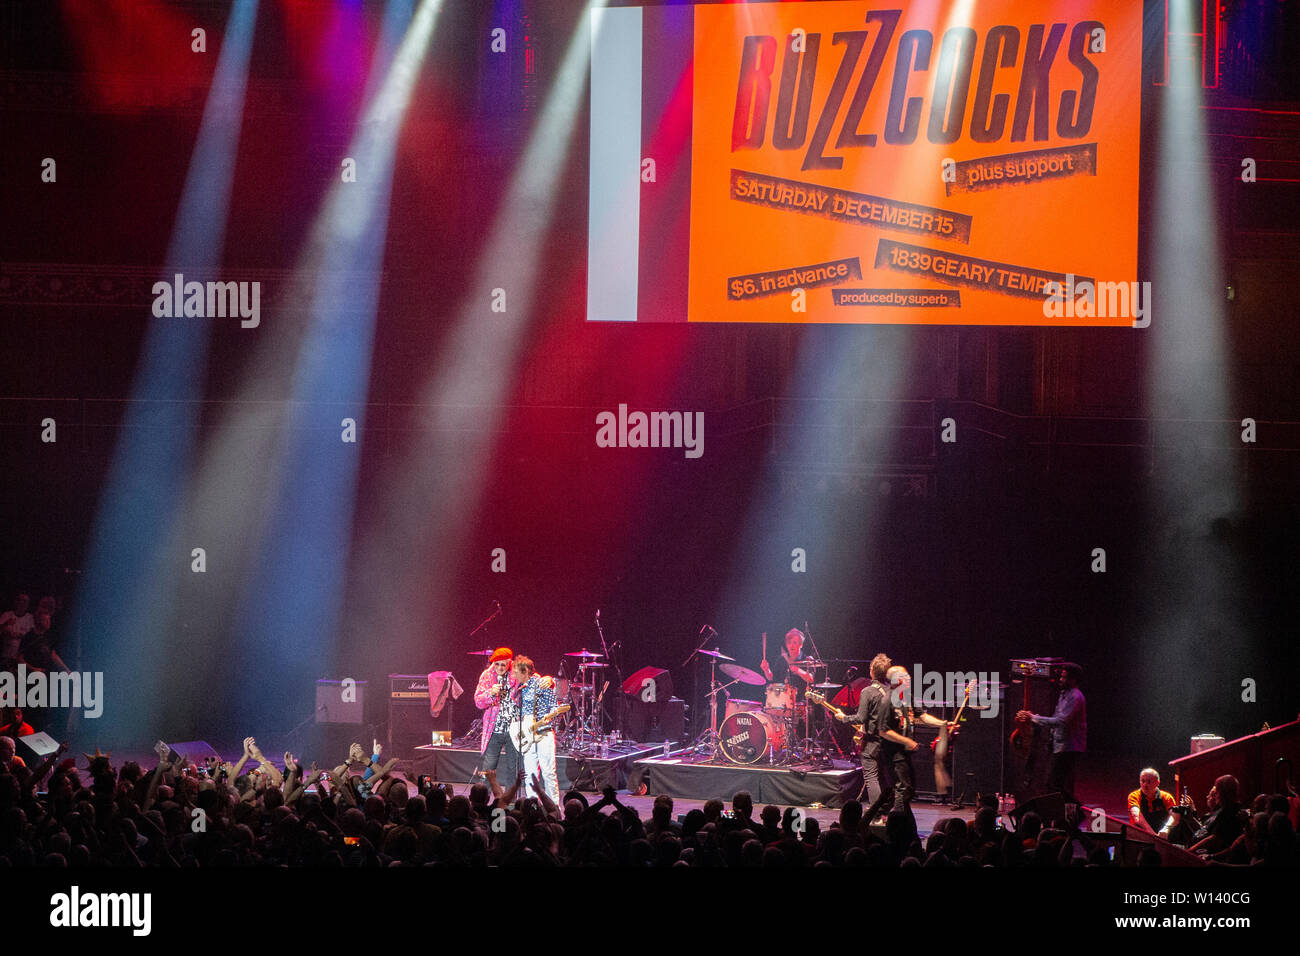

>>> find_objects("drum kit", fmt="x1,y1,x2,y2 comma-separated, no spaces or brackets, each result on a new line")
693,648,846,767
556,648,614,751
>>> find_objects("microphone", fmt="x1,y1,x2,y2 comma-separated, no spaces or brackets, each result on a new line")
595,608,601,623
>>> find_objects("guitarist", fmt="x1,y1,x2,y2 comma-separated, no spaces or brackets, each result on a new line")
886,665,959,800
512,656,561,805
833,654,918,825
1016,662,1086,811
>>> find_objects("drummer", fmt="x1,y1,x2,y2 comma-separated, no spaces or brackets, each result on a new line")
760,628,815,701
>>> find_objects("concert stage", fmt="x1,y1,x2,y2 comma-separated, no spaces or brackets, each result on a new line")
633,752,863,808
408,743,662,793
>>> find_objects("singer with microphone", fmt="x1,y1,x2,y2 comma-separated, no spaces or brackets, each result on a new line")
474,647,520,799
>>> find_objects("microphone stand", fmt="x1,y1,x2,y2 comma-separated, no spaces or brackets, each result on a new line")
467,602,502,773
469,602,502,639
511,680,529,802
684,626,725,759
555,657,569,752
594,611,617,741
801,621,838,766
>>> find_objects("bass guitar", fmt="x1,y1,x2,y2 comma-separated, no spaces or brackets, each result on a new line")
1010,680,1034,755
932,680,975,751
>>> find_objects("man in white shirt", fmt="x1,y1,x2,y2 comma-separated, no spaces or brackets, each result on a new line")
0,592,34,662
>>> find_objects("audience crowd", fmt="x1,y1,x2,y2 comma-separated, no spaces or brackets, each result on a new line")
4,591,1298,868
2,735,1297,867
1,591,67,675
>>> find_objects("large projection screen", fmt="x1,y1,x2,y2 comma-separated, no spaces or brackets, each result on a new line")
588,1,1142,325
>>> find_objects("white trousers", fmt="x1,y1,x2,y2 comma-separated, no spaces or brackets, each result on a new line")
523,732,560,804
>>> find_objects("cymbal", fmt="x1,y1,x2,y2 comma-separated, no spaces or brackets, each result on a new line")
698,648,736,662
721,662,766,686
467,648,497,656
564,649,603,658
812,682,843,690
579,662,608,669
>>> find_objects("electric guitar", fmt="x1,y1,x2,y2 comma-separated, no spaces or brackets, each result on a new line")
931,680,975,751
508,705,571,753
1011,677,1035,754
806,691,864,749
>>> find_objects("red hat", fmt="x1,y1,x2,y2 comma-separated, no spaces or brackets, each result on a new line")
490,647,513,663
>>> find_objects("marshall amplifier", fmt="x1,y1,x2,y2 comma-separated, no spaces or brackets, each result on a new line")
388,673,452,757
389,674,431,701
1010,658,1062,679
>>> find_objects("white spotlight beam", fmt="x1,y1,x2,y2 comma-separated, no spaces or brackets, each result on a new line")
142,0,443,720
347,2,601,643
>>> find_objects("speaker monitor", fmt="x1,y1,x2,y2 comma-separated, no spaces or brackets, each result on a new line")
623,697,685,743
161,740,221,764
1004,673,1057,801
316,679,365,724
1009,792,1073,829
389,701,453,758
622,666,673,703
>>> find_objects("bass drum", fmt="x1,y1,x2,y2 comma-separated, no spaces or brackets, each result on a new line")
719,710,788,765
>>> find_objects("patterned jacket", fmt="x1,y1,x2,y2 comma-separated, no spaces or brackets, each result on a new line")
473,665,515,753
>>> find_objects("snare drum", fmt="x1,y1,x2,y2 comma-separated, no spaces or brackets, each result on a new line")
719,711,788,765
765,682,797,712
724,698,763,721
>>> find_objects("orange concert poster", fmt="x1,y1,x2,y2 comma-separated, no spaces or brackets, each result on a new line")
685,0,1141,325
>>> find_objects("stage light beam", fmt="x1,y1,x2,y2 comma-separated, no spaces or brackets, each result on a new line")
73,0,260,742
